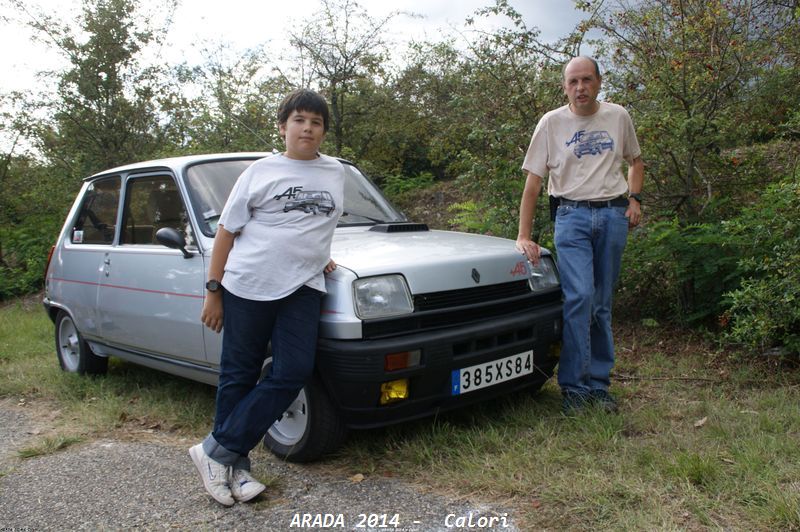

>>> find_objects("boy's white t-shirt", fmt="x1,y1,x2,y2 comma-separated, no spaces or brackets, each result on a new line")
522,102,641,201
218,153,345,301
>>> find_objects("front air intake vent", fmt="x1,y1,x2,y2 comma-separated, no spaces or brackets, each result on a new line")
369,223,429,233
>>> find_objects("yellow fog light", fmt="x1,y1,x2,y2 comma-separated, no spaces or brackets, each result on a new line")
380,379,409,405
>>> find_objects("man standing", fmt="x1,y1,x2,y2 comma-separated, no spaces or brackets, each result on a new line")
516,56,644,414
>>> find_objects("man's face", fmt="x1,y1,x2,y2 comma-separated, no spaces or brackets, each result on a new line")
279,109,326,160
562,58,601,116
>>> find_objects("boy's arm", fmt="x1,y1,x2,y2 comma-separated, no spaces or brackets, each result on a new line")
200,226,236,333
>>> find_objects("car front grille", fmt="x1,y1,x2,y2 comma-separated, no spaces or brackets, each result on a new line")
361,281,561,339
414,280,531,311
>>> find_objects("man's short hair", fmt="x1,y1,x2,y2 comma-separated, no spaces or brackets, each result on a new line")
562,56,601,80
277,89,330,132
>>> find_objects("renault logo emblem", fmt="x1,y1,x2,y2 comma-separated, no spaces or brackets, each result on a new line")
471,268,481,284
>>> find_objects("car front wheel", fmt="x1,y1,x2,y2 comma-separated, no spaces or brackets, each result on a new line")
55,310,108,375
263,371,347,463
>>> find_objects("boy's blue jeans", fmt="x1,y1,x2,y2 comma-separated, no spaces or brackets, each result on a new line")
554,203,629,395
202,285,322,471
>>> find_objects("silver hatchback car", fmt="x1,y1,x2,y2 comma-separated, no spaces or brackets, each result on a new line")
44,153,562,461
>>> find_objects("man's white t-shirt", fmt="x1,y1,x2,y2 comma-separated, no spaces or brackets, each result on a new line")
522,102,641,201
218,153,345,301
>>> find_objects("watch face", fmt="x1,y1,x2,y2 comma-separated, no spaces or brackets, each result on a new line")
206,280,220,292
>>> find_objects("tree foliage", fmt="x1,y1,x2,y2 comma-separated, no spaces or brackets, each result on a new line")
173,44,288,154
9,0,179,177
587,0,800,222
285,0,400,156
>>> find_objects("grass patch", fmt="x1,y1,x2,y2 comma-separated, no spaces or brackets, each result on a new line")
335,328,800,530
2,300,799,529
18,434,84,459
0,297,216,439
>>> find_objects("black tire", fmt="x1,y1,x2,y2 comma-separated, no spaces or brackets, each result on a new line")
55,310,108,375
263,373,348,463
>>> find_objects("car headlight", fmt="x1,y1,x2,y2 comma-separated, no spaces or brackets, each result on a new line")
528,256,560,291
353,275,413,319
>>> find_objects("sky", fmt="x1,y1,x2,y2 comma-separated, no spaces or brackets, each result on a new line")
0,0,594,95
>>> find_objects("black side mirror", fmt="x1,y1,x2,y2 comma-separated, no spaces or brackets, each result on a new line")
155,227,193,259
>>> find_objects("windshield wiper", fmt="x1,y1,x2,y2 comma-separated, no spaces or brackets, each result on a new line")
341,211,387,224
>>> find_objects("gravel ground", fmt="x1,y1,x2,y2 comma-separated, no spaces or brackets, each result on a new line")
0,402,519,531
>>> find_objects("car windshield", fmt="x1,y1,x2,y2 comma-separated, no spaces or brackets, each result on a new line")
185,158,405,237
339,164,405,225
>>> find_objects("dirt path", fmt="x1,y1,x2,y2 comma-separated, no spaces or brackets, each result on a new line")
0,399,518,531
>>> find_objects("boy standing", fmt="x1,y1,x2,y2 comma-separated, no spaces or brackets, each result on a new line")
190,89,344,506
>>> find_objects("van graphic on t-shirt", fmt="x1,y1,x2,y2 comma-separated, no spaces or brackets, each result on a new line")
283,190,336,216
571,130,614,158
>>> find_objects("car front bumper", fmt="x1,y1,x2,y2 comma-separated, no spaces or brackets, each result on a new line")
316,303,562,429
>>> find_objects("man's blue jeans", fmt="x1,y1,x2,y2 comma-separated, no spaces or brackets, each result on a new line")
202,285,322,470
554,203,629,395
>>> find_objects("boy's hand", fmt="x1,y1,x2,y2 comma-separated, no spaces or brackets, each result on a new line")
201,292,224,333
324,259,337,273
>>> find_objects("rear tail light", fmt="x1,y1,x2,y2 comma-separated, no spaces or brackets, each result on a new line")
44,245,55,281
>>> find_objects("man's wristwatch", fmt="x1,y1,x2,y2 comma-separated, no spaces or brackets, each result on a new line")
205,279,221,292
629,193,643,204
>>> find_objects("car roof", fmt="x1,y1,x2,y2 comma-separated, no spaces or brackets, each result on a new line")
84,152,275,181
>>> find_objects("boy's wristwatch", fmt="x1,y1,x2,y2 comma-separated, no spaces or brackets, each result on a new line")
629,193,643,204
205,279,221,292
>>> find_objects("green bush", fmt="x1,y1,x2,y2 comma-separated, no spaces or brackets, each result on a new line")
617,171,800,356
722,177,800,355
445,154,556,247
617,219,742,326
0,218,62,299
380,172,435,197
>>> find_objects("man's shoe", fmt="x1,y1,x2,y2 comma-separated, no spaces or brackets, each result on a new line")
189,444,234,506
230,468,266,502
561,390,590,415
589,389,619,413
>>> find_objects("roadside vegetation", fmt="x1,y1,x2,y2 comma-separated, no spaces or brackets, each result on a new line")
2,298,798,529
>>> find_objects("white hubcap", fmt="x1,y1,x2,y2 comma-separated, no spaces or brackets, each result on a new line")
268,389,308,445
58,318,81,371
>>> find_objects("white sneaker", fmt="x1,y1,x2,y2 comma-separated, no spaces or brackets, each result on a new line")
189,444,234,506
230,468,266,502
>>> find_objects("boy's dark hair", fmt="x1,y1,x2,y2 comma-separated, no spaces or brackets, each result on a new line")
277,88,330,132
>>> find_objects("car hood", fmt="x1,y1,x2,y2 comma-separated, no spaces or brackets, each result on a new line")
332,226,539,294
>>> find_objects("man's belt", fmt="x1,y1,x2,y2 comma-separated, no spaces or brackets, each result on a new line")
558,195,629,208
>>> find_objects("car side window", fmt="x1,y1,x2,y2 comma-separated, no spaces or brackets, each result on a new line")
120,175,195,247
71,178,121,245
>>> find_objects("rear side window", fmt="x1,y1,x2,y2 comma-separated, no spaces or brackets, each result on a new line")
120,175,195,247
71,178,121,245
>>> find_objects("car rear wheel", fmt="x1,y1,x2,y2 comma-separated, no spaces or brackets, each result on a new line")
55,310,108,375
262,368,347,463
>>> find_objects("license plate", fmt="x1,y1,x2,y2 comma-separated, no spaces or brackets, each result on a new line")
451,350,534,395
